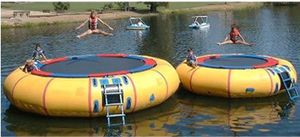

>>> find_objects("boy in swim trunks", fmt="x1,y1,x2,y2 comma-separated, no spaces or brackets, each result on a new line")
32,43,47,62
186,48,198,68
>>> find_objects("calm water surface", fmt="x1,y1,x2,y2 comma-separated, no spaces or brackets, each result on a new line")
2,6,300,136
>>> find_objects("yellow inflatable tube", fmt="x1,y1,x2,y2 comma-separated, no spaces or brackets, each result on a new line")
176,54,297,98
4,54,180,117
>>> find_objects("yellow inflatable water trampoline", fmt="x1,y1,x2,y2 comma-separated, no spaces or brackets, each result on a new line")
4,54,180,117
176,54,298,99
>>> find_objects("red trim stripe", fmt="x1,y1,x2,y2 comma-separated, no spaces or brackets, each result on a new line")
253,58,278,68
11,74,30,104
42,78,54,116
265,69,274,96
189,68,200,92
43,57,67,65
31,70,53,77
88,78,92,117
126,75,137,112
227,70,232,98
152,70,169,100
196,54,221,64
144,58,157,66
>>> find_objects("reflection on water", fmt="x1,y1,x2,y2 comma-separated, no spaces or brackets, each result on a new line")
2,6,300,136
2,90,296,136
2,96,179,136
170,89,296,136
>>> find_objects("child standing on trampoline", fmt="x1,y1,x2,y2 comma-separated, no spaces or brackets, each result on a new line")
76,11,114,38
217,24,253,46
186,48,198,68
32,43,47,62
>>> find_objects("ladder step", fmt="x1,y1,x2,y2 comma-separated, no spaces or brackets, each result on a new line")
104,92,122,95
283,78,291,82
287,86,299,100
109,123,125,127
106,103,123,106
288,86,296,90
107,114,125,118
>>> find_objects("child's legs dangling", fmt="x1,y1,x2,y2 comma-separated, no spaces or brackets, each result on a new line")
77,29,93,38
92,29,113,36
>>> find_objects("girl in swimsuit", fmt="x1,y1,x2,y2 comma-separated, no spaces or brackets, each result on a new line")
76,11,114,39
217,25,253,46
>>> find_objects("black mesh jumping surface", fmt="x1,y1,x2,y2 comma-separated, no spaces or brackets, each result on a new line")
40,56,145,74
203,56,267,67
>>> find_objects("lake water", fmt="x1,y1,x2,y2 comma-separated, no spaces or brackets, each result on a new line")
2,6,300,136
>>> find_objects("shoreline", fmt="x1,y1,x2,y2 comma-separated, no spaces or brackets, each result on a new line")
1,11,158,29
1,3,263,29
160,2,263,14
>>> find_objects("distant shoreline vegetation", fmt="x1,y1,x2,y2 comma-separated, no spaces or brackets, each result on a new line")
1,2,299,12
3,2,297,29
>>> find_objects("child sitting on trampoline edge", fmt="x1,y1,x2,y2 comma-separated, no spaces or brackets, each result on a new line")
217,24,253,46
186,48,198,68
23,60,39,73
32,43,47,62
76,11,114,39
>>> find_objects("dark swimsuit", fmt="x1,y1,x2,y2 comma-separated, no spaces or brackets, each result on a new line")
187,54,197,62
230,32,239,43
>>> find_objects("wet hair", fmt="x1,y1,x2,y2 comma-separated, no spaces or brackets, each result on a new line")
187,48,193,52
25,59,34,66
90,10,97,18
35,43,41,50
231,24,240,32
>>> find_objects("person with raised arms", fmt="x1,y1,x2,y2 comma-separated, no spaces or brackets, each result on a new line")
76,11,114,38
217,24,253,46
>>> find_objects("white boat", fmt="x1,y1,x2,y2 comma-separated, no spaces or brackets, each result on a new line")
126,17,150,30
189,16,210,29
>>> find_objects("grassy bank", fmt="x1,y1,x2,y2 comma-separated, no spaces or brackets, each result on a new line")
159,2,264,14
1,2,221,12
2,2,110,12
1,2,263,29
1,2,149,12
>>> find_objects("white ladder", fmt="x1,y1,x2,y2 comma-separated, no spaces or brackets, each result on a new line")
103,84,126,126
277,71,299,101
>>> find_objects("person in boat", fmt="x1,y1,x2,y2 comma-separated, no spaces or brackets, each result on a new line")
137,20,143,26
23,59,39,73
186,48,198,68
32,43,47,62
76,11,114,38
193,18,200,26
217,24,253,46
